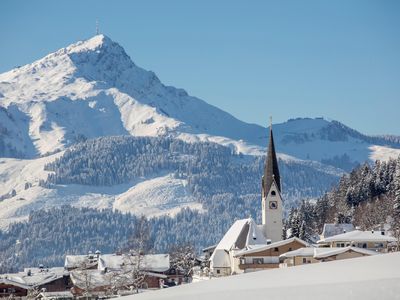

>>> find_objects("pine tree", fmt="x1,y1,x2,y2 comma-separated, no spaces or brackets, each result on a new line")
391,161,400,250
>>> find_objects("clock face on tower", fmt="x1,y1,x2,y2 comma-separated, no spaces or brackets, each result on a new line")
269,201,278,209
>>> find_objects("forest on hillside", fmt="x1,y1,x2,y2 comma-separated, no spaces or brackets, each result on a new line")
42,135,341,206
0,197,251,273
285,156,400,244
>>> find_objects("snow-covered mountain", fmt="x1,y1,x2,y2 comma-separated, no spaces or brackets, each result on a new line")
1,35,400,229
0,34,264,158
1,34,399,162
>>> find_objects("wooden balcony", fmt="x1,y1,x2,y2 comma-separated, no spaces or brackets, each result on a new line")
238,263,279,270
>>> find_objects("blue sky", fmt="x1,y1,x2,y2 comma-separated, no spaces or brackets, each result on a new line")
1,0,399,135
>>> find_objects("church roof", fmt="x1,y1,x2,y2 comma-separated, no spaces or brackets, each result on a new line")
210,218,267,268
263,126,281,194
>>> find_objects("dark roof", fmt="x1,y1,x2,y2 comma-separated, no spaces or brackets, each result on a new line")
263,126,281,194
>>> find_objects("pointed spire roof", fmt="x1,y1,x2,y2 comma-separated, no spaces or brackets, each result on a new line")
263,123,281,194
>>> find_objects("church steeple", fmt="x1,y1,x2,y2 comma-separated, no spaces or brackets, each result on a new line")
263,122,281,196
261,118,283,243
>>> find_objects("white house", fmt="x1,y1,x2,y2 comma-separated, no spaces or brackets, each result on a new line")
280,246,379,266
317,229,396,252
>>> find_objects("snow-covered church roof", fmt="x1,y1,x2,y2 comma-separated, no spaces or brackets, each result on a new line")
210,218,267,269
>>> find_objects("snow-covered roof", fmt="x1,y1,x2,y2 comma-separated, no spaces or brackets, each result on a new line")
70,270,112,289
210,218,267,269
314,247,379,259
279,247,316,258
0,267,68,288
70,268,167,290
98,254,170,273
0,278,31,290
64,254,98,269
321,223,355,239
214,218,267,252
38,291,74,299
280,247,379,259
234,237,309,257
318,230,397,243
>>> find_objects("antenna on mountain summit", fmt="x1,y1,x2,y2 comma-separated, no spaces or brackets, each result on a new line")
269,116,272,129
96,20,99,35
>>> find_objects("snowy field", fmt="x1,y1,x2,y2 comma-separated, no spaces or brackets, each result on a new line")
125,252,400,300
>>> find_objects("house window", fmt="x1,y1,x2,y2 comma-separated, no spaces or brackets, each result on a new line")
252,258,263,264
274,247,279,252
271,191,276,196
288,247,292,251
302,258,307,264
216,270,220,274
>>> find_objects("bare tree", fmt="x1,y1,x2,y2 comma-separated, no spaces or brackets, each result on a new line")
72,261,95,299
26,286,41,300
117,216,153,293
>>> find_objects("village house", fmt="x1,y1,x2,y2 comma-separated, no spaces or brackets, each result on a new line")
0,266,71,298
317,229,397,252
234,237,308,272
67,252,177,296
280,246,379,267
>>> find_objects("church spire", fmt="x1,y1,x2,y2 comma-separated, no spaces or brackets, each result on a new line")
263,119,281,194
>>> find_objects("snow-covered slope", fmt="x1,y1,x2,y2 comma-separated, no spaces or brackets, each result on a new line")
126,252,400,300
0,153,202,229
273,118,400,170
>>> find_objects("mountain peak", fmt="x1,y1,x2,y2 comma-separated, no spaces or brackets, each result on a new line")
67,34,115,54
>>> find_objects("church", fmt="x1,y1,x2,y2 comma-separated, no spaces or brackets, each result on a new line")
209,122,307,276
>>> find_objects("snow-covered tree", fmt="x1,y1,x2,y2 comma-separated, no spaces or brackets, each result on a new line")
169,243,196,280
